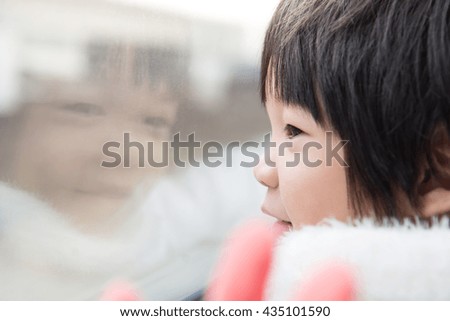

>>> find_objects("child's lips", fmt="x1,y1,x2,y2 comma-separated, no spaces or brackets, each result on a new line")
261,205,276,218
261,205,292,230
273,220,293,233
261,191,289,222
261,204,284,220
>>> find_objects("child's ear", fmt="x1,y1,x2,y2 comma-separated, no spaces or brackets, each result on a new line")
418,124,450,217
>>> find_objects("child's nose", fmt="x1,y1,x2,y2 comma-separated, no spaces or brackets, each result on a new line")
253,154,278,189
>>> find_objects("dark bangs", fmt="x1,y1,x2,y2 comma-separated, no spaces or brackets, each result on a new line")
260,1,324,124
260,0,450,219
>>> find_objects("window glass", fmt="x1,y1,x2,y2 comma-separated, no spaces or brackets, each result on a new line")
0,0,278,299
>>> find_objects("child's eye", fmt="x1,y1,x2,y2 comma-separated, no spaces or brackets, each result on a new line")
284,124,303,139
143,116,169,129
61,103,105,116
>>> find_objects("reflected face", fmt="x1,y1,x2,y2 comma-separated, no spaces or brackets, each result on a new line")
11,83,177,230
253,95,351,229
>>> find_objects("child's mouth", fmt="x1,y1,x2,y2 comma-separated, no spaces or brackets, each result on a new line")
274,220,293,232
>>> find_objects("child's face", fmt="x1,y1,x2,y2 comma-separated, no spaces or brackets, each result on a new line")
9,83,177,232
254,94,352,229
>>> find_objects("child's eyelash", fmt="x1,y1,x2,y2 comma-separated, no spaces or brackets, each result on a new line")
284,124,303,139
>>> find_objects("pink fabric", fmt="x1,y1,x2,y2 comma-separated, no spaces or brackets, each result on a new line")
205,219,288,300
100,280,140,301
293,262,356,300
206,218,356,301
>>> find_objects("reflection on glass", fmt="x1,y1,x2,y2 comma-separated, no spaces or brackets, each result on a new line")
6,43,180,232
0,0,273,300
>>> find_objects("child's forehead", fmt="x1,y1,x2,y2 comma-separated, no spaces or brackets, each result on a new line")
265,93,314,118
264,83,331,129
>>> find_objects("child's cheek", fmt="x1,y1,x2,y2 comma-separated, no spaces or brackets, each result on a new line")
277,158,323,227
277,144,349,228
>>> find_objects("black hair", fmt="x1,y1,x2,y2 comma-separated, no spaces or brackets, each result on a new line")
261,0,450,219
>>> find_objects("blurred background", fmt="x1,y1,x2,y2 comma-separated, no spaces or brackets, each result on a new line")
0,0,278,300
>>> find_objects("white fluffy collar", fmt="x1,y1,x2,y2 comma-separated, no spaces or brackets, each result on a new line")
0,183,156,299
266,218,450,300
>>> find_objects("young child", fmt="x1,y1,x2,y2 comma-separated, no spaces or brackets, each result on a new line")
206,0,450,300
